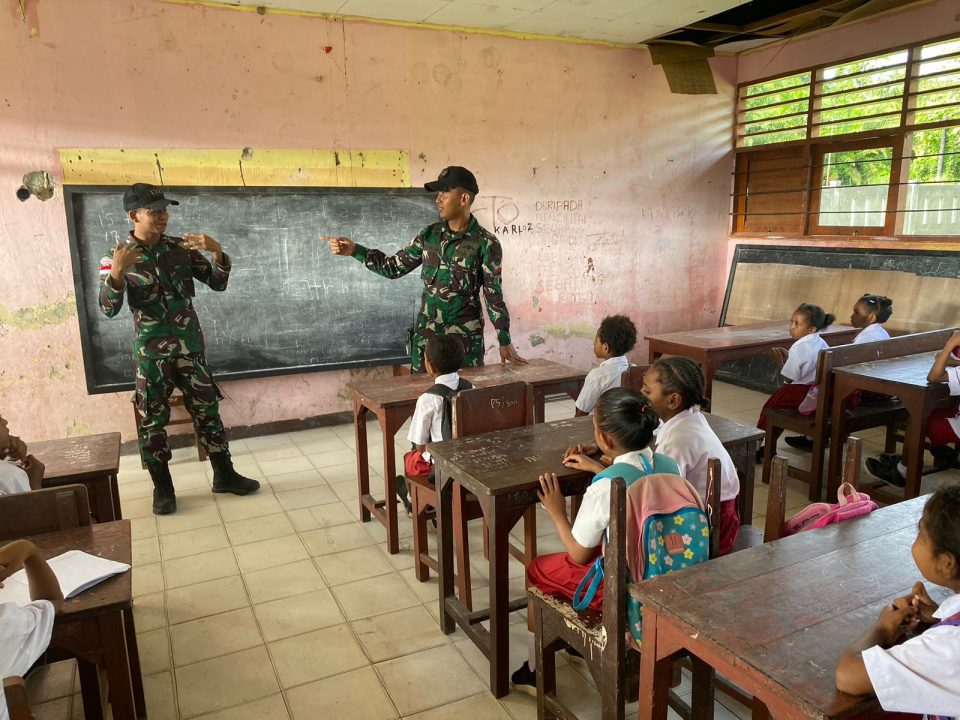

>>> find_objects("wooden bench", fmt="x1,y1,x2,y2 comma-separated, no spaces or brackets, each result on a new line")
528,461,722,720
3,676,31,720
762,329,954,500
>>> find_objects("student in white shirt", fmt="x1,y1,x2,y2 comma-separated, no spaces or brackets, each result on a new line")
395,335,473,514
755,304,835,460
836,485,960,719
850,293,893,345
0,415,43,496
642,356,742,554
786,293,893,450
867,329,960,486
0,540,65,720
574,314,637,416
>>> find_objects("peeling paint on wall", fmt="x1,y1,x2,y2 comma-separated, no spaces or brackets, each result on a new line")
541,323,596,341
0,295,76,334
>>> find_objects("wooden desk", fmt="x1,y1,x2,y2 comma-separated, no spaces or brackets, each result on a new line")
346,359,586,554
31,433,122,522
430,412,761,697
645,322,858,400
829,353,953,502
27,521,145,720
698,413,763,526
634,496,931,720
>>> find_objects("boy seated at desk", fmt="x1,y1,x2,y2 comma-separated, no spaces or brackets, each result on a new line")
835,485,960,718
574,314,637,417
866,329,960,486
0,540,64,720
0,415,44,496
395,334,474,515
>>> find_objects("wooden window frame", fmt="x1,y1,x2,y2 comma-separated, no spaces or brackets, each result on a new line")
732,32,960,242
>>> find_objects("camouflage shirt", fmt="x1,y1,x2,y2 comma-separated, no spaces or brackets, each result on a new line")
353,216,512,346
98,232,230,359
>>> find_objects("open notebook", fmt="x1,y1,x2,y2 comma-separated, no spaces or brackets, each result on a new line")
0,550,130,607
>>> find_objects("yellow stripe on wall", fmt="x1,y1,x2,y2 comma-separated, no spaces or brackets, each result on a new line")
58,148,410,188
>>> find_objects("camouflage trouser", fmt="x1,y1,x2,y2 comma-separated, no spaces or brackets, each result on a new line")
135,353,228,466
410,319,485,374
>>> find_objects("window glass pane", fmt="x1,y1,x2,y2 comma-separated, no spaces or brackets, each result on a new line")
902,126,960,235
824,51,908,80
920,38,960,61
818,147,892,227
739,72,811,146
742,129,807,147
745,72,810,97
818,115,900,136
820,82,903,109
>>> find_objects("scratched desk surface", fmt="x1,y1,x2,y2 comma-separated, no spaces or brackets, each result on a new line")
634,496,943,719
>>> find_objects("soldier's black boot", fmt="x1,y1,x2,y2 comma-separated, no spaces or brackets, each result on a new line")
148,462,177,515
210,451,261,495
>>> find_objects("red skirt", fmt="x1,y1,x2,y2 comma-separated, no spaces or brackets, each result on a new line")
719,498,740,556
757,383,811,430
926,403,960,446
527,548,603,611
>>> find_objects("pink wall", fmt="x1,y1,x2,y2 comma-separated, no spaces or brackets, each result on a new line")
0,0,735,443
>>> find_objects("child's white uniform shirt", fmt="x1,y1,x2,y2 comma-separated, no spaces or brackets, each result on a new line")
0,599,56,720
407,371,462,462
0,461,29,496
852,323,890,344
571,448,653,549
575,356,629,414
781,332,827,385
862,591,960,717
945,366,960,439
654,407,739,503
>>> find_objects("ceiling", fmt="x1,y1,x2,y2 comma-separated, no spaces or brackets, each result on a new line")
225,0,926,48
227,0,752,45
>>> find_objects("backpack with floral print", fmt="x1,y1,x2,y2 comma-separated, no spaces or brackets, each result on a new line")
624,473,710,648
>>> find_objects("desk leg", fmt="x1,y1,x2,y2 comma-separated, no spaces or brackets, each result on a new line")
728,442,755,526
487,500,511,698
703,360,715,405
436,467,456,635
78,659,104,720
901,394,934,500
123,607,146,718
109,474,122,521
382,409,400,555
533,387,546,425
828,379,854,498
637,606,671,720
353,399,371,523
100,611,136,720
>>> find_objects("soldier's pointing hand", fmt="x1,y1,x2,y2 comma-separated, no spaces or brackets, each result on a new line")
322,236,356,257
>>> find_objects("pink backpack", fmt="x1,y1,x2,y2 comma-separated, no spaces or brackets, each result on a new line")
783,482,878,536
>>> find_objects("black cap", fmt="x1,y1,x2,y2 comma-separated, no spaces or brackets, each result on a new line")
424,166,479,194
122,183,180,212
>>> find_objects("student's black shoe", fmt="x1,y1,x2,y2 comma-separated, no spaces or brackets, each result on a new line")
210,452,261,495
395,476,413,516
876,452,901,466
865,457,906,487
755,447,764,465
784,435,814,451
511,661,537,697
147,462,177,515
930,444,960,470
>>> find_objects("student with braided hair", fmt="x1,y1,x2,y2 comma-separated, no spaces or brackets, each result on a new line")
641,357,742,554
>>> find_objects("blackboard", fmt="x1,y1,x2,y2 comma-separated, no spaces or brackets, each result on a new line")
715,244,960,392
65,186,436,394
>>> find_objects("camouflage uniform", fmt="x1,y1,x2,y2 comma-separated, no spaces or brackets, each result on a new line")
99,232,230,466
353,216,512,372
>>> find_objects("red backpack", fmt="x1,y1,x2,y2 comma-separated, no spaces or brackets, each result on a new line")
783,482,878,536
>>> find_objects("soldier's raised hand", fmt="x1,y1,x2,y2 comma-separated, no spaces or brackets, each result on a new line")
323,236,356,257
182,232,222,254
111,239,143,276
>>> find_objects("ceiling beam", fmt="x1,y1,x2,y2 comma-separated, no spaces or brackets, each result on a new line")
743,0,849,33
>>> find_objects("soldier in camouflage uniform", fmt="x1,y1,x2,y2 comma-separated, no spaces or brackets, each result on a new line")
324,166,526,372
99,183,259,515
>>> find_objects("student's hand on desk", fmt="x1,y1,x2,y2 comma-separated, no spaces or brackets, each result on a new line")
537,473,567,521
893,581,939,624
0,540,36,586
563,443,599,460
22,455,45,490
499,344,527,365
562,453,604,474
182,233,222,254
875,604,918,645
323,236,356,256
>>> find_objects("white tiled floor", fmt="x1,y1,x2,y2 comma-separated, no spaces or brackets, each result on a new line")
24,381,960,719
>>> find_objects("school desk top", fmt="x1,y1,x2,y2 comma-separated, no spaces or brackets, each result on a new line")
633,496,942,720
345,358,586,408
30,433,122,523
645,321,858,353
